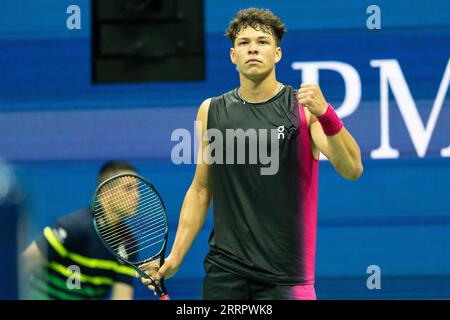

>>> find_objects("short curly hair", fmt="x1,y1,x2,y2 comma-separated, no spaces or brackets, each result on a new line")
225,8,286,47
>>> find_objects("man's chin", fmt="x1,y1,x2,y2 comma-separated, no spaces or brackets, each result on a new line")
242,70,270,81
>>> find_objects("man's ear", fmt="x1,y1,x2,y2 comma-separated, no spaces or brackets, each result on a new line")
275,47,282,63
230,47,236,65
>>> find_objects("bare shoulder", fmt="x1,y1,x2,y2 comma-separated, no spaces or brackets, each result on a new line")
195,98,212,137
197,98,212,122
199,98,212,112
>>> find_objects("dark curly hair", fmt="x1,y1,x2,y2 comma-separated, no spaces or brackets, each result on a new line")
97,160,137,185
225,8,286,47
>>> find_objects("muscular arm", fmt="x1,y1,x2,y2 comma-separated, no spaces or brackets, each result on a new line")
298,83,363,180
169,98,213,266
309,111,363,180
139,99,214,289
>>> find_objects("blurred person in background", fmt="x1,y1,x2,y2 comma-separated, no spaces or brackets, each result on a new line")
0,160,24,300
20,161,138,300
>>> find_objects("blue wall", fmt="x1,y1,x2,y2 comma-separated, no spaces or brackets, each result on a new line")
1,0,450,299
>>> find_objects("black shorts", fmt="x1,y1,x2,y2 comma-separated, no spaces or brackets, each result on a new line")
202,260,316,300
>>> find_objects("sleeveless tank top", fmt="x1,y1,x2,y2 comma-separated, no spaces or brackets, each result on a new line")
205,85,319,285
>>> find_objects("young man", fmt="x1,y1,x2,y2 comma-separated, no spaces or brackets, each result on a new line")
20,161,137,300
140,8,363,299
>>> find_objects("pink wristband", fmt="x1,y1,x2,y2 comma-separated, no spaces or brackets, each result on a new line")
317,104,343,136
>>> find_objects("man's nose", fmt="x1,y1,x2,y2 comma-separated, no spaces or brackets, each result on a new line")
248,42,258,54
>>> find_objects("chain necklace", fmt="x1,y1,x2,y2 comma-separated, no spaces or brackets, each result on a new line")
237,82,284,105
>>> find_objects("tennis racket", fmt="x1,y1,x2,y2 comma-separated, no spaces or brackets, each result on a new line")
90,173,170,300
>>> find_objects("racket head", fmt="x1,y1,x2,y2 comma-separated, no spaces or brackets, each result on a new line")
90,173,169,276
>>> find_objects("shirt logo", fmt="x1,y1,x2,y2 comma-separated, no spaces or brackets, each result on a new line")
277,125,285,139
117,245,129,260
53,227,67,244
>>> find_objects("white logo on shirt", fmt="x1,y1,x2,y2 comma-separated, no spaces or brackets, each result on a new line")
118,245,129,260
53,227,67,244
277,125,285,139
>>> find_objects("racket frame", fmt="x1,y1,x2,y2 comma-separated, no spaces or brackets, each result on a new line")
90,173,169,298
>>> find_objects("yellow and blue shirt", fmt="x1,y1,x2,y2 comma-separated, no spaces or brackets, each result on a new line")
25,208,135,300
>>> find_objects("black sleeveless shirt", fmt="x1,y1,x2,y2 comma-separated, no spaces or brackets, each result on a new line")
205,85,319,285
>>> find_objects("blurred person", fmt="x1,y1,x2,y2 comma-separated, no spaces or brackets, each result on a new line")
0,160,23,299
20,161,138,300
140,8,363,299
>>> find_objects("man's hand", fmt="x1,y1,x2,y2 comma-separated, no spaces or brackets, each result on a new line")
297,83,328,117
137,255,180,295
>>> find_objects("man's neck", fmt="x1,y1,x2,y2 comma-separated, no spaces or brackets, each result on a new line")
238,72,281,103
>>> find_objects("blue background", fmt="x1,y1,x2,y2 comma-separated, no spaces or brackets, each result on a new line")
1,0,450,299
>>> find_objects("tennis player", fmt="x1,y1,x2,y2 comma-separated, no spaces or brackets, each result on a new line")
20,161,137,300
140,8,363,299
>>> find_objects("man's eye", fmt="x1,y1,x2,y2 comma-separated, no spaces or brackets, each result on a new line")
259,41,267,44
239,42,247,45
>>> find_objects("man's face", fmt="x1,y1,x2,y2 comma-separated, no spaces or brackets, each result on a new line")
230,26,282,80
99,170,140,225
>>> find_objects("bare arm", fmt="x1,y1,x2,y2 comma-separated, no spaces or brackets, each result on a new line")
139,99,213,291
19,241,46,295
169,98,213,266
310,115,363,180
111,282,134,300
299,83,363,180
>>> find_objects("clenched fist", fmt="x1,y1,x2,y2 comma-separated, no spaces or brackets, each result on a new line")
297,83,329,117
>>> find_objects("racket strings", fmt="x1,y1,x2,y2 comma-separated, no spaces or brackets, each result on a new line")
127,239,166,257
96,201,163,238
96,213,165,257
100,216,166,248
93,180,143,224
104,220,166,251
96,210,165,260
93,176,167,264
93,184,165,236
96,195,165,240
122,236,166,257
95,201,166,245
94,181,163,238
92,180,145,209
93,179,151,215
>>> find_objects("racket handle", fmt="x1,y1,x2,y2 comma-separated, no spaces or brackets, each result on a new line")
155,278,170,300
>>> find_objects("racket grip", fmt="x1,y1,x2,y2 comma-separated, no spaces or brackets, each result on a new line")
155,278,170,300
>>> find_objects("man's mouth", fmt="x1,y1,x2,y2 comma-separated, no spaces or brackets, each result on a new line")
246,59,262,64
